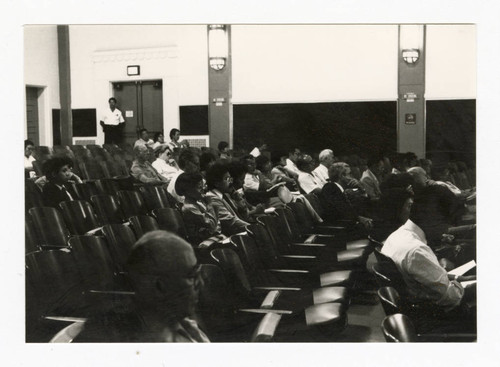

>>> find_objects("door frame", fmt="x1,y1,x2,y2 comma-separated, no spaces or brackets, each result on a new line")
25,84,52,146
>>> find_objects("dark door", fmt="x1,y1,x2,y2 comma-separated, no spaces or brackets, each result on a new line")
112,80,163,144
26,87,40,145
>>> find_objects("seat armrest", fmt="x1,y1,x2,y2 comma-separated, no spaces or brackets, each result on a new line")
260,290,281,309
238,308,293,315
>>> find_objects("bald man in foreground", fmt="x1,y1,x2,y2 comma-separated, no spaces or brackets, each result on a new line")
77,231,209,342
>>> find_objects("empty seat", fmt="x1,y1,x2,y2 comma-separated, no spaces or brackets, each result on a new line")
101,224,138,271
95,179,121,196
139,185,171,211
117,190,149,218
59,200,101,235
71,181,100,202
152,208,188,240
28,207,71,248
129,215,160,238
90,194,127,225
381,314,418,342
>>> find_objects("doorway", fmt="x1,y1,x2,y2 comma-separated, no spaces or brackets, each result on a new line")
112,80,163,144
26,87,41,145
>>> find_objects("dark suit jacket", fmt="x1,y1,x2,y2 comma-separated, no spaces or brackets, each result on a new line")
42,182,77,209
319,182,358,223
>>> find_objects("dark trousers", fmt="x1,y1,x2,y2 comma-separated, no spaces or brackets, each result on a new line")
104,124,123,145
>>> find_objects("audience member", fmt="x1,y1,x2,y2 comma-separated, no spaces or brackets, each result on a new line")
41,156,82,208
151,145,179,184
167,149,201,203
227,161,266,221
176,172,223,245
319,163,373,230
205,163,250,235
200,152,217,179
217,141,231,162
134,128,155,149
130,145,169,185
312,149,335,188
296,157,322,195
360,156,384,200
381,188,476,312
24,139,36,175
284,148,301,178
167,128,189,151
78,230,209,342
151,132,168,150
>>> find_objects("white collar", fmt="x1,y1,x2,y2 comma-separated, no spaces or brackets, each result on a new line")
402,219,427,243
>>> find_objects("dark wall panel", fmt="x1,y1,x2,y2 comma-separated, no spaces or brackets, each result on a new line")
233,101,397,157
180,105,209,135
72,109,97,137
426,99,476,166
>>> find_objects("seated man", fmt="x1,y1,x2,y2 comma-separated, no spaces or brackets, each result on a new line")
312,149,334,188
319,162,373,230
360,156,384,200
77,230,209,342
130,145,169,185
284,147,301,179
133,128,154,149
205,163,250,236
296,157,322,195
167,128,190,151
381,186,476,311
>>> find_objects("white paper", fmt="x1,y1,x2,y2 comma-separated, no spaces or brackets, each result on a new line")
448,260,476,276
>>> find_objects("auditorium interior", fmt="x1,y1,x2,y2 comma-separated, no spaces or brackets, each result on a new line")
22,24,480,345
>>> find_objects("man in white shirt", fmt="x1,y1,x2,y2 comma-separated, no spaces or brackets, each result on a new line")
312,149,334,188
296,157,322,195
381,187,475,310
284,148,301,179
100,97,125,144
24,139,36,176
134,128,155,149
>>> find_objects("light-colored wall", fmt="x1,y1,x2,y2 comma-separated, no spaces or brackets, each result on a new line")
24,24,476,146
426,25,476,100
24,25,60,145
69,24,208,143
231,25,399,103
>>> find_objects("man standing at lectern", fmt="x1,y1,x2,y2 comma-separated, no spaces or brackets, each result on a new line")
100,97,125,144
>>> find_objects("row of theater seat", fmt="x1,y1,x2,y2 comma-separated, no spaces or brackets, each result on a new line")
25,183,380,342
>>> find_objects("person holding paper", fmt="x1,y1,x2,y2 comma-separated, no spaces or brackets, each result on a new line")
382,185,475,310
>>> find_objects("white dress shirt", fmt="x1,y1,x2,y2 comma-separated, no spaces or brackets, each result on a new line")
382,219,464,308
298,171,322,194
312,164,329,188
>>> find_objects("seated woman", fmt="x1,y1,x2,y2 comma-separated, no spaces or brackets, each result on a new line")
175,172,224,245
227,161,266,222
151,145,179,185
41,156,83,208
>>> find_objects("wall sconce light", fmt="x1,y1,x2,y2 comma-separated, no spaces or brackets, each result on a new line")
208,25,228,71
402,49,420,64
400,25,424,65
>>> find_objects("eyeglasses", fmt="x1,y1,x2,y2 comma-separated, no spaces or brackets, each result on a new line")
223,175,233,182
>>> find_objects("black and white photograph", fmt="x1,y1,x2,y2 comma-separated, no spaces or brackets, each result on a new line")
3,0,500,366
